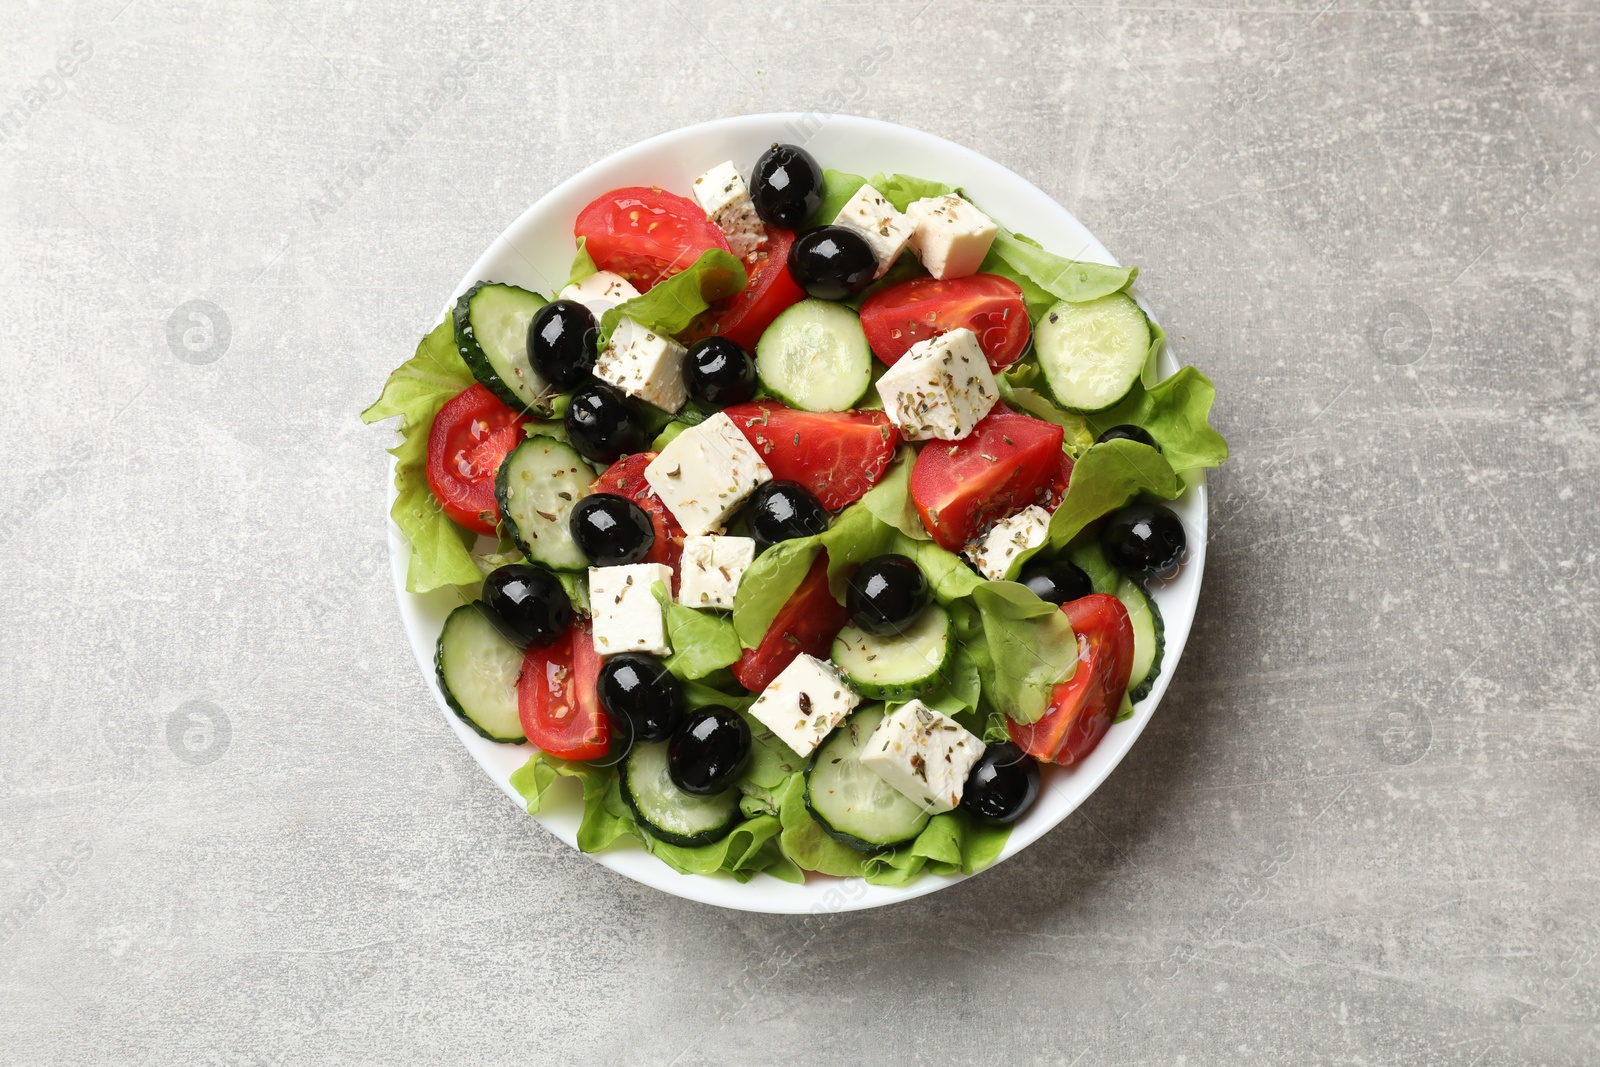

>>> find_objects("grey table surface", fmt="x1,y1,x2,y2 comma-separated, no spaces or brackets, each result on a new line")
3,1,1597,1064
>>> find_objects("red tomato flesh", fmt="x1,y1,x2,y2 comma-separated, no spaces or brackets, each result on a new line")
425,383,529,536
721,403,900,511
730,553,850,692
682,227,806,351
591,452,684,580
860,273,1031,371
1008,594,1135,766
518,622,608,760
574,186,733,291
909,406,1066,551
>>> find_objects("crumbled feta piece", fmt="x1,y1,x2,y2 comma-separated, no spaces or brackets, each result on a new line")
746,654,861,759
644,412,772,536
588,563,673,657
692,160,766,259
860,700,986,814
970,505,1052,581
677,534,755,611
596,317,688,413
558,270,640,318
832,183,915,278
906,194,998,280
875,327,998,441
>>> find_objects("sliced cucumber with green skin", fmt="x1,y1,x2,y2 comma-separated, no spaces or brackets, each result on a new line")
830,605,952,702
805,707,931,853
454,282,551,414
495,435,592,571
435,603,527,744
621,742,741,847
1035,292,1151,413
1115,576,1165,703
755,299,872,412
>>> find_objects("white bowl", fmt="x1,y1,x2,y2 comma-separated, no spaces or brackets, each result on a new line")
386,113,1206,914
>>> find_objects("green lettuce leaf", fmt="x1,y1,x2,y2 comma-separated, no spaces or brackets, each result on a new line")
995,359,1097,450
651,582,742,680
808,169,868,226
598,249,747,347
1082,366,1229,475
361,320,483,592
967,582,1080,725
510,751,635,853
858,448,927,541
1046,438,1181,550
566,237,598,287
988,228,1136,306
866,172,955,212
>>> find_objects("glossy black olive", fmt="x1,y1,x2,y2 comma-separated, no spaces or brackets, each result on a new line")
746,480,829,547
481,563,572,647
668,706,751,796
846,554,930,636
1096,424,1160,451
749,143,824,228
960,742,1040,824
684,337,757,408
570,494,655,566
787,226,878,300
564,382,646,464
528,299,597,389
597,652,683,743
1018,560,1094,606
1101,503,1187,580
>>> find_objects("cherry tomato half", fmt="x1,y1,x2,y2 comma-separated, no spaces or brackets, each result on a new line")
1008,594,1135,765
517,621,608,760
425,383,529,536
574,186,733,291
860,273,1031,371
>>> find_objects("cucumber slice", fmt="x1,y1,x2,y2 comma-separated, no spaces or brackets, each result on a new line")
805,707,931,852
755,299,872,412
435,603,527,744
830,605,952,702
1035,292,1151,413
1115,577,1165,703
620,742,741,847
453,282,551,413
495,435,592,571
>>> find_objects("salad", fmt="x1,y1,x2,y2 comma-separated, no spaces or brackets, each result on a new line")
363,142,1227,887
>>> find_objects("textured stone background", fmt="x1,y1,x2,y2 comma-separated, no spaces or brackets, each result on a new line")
3,0,1597,1063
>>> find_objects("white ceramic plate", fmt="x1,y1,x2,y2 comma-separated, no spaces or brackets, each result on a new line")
386,113,1206,914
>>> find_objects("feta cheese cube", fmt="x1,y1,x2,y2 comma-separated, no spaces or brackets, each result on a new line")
832,183,915,279
906,194,998,280
860,700,986,814
644,412,772,536
677,534,755,611
557,270,640,318
746,653,861,758
595,317,689,413
970,505,1052,581
588,563,673,657
692,161,766,259
875,327,998,441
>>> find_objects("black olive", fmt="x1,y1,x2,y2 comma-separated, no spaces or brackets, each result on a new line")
528,299,597,389
564,382,646,464
745,480,829,547
1101,503,1187,580
961,742,1040,824
683,337,757,408
570,494,655,566
1096,424,1160,451
480,564,572,647
668,706,751,796
749,143,824,228
596,653,683,743
787,226,878,300
846,555,930,636
1018,560,1094,606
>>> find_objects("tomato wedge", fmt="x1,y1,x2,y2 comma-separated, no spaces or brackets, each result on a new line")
425,383,530,536
591,452,685,578
1008,594,1134,766
517,621,608,760
682,227,806,351
574,186,733,291
860,274,1031,371
909,406,1066,551
730,553,851,692
722,403,899,511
